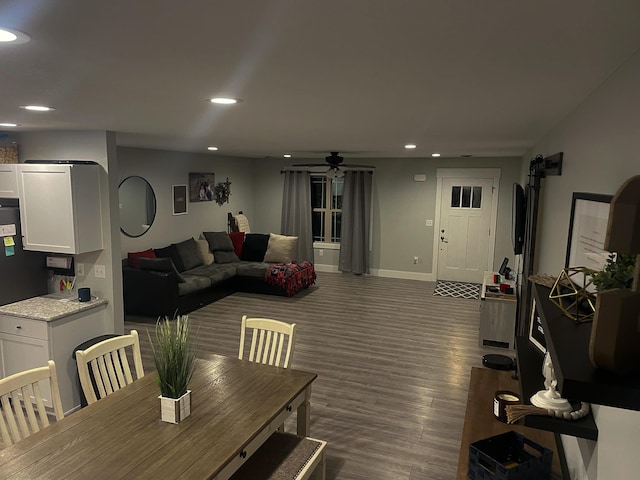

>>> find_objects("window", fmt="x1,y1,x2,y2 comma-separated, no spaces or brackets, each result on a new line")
450,184,483,209
311,175,344,243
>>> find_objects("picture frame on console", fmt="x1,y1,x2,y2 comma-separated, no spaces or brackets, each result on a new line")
172,185,188,215
565,192,613,286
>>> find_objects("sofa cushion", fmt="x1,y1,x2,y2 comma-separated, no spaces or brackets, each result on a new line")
177,275,213,296
203,231,234,252
138,257,185,283
196,239,214,265
128,248,156,269
264,233,298,264
154,244,185,272
229,231,245,258
235,262,270,278
174,238,202,271
214,250,240,264
241,233,270,262
183,263,238,286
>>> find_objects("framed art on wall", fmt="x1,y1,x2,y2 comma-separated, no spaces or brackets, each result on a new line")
172,185,188,215
189,172,215,202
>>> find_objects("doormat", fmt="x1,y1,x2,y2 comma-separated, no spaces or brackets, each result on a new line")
433,280,480,300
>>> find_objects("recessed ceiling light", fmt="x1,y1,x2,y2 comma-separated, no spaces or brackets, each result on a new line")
405,144,417,149
283,154,292,158
207,146,219,151
209,97,238,105
0,27,30,44
20,105,55,112
431,153,441,157
0,123,19,127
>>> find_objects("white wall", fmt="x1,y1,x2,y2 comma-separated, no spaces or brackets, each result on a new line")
117,147,256,256
522,50,640,479
251,156,522,279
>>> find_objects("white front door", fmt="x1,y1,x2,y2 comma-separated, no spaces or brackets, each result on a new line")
436,170,499,283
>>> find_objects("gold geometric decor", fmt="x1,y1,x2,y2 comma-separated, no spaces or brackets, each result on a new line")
548,267,596,323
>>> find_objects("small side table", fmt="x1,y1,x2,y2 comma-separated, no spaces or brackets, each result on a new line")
480,271,517,349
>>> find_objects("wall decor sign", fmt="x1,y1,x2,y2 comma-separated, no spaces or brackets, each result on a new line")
565,192,613,286
189,172,215,202
172,185,188,215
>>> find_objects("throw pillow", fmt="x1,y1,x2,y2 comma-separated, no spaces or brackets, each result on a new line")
203,231,234,252
214,250,240,264
154,244,185,272
264,233,298,264
127,248,156,269
196,239,214,265
229,231,245,258
138,257,186,283
241,233,270,262
174,237,202,271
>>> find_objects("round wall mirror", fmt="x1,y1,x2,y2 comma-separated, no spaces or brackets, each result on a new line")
119,176,157,238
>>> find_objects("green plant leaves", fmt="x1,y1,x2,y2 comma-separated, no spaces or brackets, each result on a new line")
586,253,636,292
148,315,196,399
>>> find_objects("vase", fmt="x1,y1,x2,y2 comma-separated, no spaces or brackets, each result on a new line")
589,289,640,374
159,390,191,424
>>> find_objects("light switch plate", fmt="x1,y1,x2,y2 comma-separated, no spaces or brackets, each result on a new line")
94,265,106,278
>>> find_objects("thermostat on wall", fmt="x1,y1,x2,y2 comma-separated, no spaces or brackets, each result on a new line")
413,174,427,182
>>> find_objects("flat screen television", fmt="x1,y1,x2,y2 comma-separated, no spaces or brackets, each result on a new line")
512,183,526,254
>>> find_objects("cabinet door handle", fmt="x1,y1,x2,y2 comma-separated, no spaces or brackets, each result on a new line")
286,405,292,412
240,450,247,459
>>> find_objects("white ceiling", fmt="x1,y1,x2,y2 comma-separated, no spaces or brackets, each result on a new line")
1,0,640,160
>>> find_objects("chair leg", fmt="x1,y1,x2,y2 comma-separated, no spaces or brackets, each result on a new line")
312,449,326,480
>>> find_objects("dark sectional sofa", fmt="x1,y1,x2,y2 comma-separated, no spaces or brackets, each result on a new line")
122,232,316,318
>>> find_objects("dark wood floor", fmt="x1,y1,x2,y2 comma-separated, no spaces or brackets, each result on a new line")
125,272,491,480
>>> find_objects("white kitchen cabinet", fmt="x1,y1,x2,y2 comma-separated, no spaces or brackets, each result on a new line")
18,163,103,254
0,164,18,198
0,296,109,413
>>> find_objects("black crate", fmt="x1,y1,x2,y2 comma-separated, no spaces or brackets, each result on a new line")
468,431,553,480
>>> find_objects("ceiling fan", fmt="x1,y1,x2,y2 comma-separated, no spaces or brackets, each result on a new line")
293,152,374,175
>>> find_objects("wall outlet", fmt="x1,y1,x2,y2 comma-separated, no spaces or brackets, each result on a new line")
76,263,84,276
426,219,433,227
413,256,419,264
319,249,324,256
94,265,106,278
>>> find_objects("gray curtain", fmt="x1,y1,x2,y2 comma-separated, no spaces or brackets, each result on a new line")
339,170,373,274
281,171,314,262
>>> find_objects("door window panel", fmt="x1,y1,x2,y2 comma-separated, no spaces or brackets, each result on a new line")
450,185,483,209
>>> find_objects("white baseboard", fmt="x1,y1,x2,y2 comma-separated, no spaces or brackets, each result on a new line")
313,264,435,282
372,269,435,282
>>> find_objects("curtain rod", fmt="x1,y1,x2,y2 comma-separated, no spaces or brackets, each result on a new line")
280,167,375,174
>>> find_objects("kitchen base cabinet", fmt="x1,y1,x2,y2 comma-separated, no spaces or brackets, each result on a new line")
0,297,109,414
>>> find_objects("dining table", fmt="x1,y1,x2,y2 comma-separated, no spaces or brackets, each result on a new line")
0,353,317,479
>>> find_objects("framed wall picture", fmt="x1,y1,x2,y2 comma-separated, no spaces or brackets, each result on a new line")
528,299,546,354
172,185,188,215
565,192,613,286
189,172,215,202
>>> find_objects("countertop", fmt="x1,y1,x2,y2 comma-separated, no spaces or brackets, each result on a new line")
0,294,108,321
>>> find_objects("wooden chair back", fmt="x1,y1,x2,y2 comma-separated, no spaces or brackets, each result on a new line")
239,316,297,368
0,360,64,448
75,330,144,405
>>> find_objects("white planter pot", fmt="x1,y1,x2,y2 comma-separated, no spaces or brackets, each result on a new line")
159,390,191,424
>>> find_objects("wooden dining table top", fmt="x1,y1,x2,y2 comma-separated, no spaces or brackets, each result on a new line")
0,353,317,480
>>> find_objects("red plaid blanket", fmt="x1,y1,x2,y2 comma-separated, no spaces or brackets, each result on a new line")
264,261,316,296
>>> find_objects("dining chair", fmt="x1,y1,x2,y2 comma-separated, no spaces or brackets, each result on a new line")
0,360,64,448
75,330,144,405
239,316,297,368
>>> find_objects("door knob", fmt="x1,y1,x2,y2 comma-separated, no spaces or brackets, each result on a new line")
440,236,448,243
